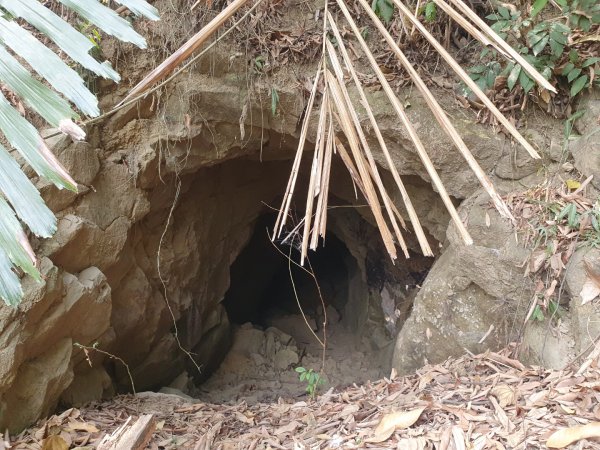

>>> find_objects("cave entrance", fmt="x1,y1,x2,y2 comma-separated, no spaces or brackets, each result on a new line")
223,213,353,331
192,209,411,404
146,157,437,404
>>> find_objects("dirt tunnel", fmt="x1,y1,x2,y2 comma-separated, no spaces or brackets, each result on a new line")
103,146,439,403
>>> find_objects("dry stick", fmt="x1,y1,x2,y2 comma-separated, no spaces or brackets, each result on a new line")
334,137,406,234
327,13,433,256
327,70,398,259
312,120,334,248
326,40,409,258
336,0,473,245
300,97,329,264
273,63,323,238
358,0,514,222
392,0,540,159
438,0,557,93
120,0,251,104
310,110,332,249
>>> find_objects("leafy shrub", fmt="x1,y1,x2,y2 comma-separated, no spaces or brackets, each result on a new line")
467,0,599,103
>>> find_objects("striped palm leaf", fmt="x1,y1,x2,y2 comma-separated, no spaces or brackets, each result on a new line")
0,0,159,305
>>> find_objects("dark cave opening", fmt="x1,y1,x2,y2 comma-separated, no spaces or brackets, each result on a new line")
223,212,354,331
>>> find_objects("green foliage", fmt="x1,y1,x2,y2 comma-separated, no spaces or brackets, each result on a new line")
0,0,158,306
295,366,324,398
424,2,437,22
371,0,394,24
271,87,279,116
254,55,266,72
468,0,599,100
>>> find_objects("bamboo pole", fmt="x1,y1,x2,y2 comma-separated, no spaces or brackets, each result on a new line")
391,0,540,159
120,0,250,103
357,0,514,221
327,70,398,259
326,40,409,258
327,12,433,256
335,0,473,245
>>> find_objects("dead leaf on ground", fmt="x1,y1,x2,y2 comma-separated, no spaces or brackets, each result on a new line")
41,435,69,450
65,421,99,433
491,384,517,408
367,407,426,443
547,422,600,448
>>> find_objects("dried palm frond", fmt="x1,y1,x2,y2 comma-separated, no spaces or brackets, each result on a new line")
121,0,553,266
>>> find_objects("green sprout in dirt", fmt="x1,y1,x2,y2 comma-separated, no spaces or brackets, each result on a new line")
295,366,324,398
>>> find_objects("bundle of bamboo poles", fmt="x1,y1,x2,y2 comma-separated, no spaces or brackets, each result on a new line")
271,0,553,264
123,0,553,264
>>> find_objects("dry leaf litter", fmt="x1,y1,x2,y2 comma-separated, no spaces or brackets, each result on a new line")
11,345,600,449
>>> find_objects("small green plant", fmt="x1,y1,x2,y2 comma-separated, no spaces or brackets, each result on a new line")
253,55,266,72
466,1,599,104
295,366,324,398
423,1,437,22
271,87,279,117
371,0,394,24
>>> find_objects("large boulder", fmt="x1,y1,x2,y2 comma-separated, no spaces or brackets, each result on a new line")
392,190,533,373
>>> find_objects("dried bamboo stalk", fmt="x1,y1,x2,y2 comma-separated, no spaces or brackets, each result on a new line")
391,0,540,159
318,124,334,239
335,137,368,198
430,0,496,50
438,0,557,93
121,0,250,103
327,12,433,256
336,0,473,245
274,64,322,239
327,70,398,259
357,0,514,221
336,137,407,228
300,96,329,264
311,117,334,249
326,40,409,258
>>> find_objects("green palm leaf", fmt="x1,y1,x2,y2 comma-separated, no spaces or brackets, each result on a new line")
0,197,41,306
0,144,57,238
0,45,84,139
0,0,120,81
0,91,77,191
57,0,148,48
0,0,158,305
0,16,100,117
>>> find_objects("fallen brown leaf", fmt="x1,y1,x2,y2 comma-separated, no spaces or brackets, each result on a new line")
547,422,600,448
41,435,68,450
491,384,517,408
367,407,425,443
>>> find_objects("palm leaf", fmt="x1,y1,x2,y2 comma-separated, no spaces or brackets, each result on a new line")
0,16,100,117
0,45,84,139
0,0,158,305
114,0,160,20
57,0,148,48
0,144,57,238
0,197,40,306
0,91,77,191
0,0,120,80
